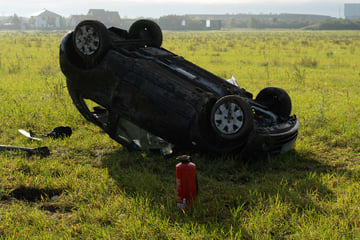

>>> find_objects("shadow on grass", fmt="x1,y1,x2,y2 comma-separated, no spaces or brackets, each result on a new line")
7,185,64,202
1,185,75,214
102,148,350,234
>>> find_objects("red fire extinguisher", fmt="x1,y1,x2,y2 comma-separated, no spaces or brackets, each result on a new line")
176,155,197,210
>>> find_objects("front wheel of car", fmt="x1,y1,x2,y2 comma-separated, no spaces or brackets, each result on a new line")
255,87,292,119
129,19,163,48
210,95,254,140
73,20,111,66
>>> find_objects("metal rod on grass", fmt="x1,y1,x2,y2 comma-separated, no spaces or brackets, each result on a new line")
0,145,50,157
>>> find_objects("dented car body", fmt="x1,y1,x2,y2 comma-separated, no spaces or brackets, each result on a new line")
59,19,299,156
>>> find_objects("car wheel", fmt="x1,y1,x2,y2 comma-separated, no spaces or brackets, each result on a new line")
255,87,292,118
73,20,111,66
210,95,254,140
129,19,163,48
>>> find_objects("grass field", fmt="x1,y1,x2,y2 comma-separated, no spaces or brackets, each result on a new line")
0,29,360,239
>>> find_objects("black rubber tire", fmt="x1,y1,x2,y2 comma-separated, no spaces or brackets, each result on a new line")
255,87,292,118
72,20,111,66
210,95,254,140
128,19,163,48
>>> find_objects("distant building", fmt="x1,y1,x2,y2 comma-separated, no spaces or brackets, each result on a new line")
206,20,222,30
159,15,221,30
87,9,121,26
68,15,88,28
30,9,63,29
344,3,360,19
69,9,121,28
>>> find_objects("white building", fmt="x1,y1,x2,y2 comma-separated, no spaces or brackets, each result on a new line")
344,3,360,19
30,9,62,29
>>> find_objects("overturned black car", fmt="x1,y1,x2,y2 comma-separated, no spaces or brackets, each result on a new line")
59,19,299,156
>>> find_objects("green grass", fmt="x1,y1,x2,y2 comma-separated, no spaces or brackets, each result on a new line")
0,29,360,239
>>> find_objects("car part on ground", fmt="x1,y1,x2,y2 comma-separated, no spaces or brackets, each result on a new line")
60,19,299,157
18,126,72,141
18,129,42,141
0,145,50,157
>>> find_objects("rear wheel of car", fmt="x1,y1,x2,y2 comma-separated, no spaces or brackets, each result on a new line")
73,20,111,66
210,95,253,140
255,87,292,118
129,19,163,48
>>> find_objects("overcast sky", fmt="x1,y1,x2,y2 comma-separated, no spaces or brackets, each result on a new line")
0,0,356,18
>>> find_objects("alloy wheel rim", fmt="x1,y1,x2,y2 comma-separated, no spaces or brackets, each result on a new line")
214,102,244,135
75,25,100,55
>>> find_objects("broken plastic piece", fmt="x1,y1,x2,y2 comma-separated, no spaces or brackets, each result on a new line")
18,126,72,141
227,75,240,87
46,126,72,139
18,129,42,141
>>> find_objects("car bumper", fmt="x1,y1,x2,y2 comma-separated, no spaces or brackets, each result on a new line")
250,116,299,154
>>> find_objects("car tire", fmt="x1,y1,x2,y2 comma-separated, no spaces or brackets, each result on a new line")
72,20,111,66
255,87,292,118
129,19,163,48
210,95,254,140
